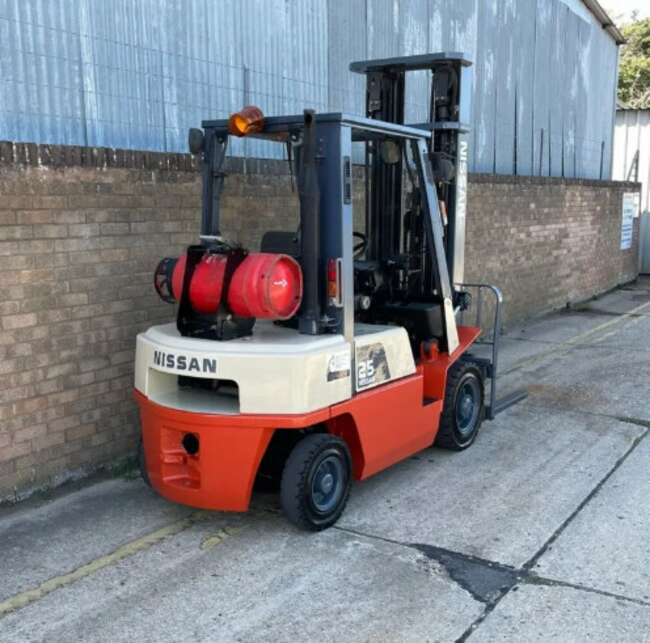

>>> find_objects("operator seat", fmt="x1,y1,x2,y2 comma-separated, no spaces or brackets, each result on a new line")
379,301,445,342
260,230,300,257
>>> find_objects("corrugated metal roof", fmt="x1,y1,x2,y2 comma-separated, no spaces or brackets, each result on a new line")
580,0,626,45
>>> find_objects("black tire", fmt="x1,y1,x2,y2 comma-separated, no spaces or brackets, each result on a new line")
138,438,151,487
280,434,352,531
254,430,304,493
435,361,485,451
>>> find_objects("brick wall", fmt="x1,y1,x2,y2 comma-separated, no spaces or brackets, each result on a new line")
0,142,640,500
465,175,640,322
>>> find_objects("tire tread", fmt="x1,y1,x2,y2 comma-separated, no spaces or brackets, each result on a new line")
280,434,351,531
435,360,484,451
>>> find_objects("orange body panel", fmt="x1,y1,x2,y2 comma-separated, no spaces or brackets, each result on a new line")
328,375,442,479
134,325,480,512
135,390,328,511
420,326,482,400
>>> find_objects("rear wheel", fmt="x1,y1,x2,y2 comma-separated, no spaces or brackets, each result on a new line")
280,434,352,531
435,361,485,450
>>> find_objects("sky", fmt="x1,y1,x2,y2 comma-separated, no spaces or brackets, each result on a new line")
601,0,650,23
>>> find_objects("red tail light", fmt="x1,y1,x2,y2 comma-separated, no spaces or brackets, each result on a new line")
327,258,342,307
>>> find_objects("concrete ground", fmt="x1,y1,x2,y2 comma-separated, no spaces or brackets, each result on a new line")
1,277,650,643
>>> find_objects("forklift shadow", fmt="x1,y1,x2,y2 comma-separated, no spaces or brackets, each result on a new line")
246,429,493,523
338,402,536,510
143,400,530,537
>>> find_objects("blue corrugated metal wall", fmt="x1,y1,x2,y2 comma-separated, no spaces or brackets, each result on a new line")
0,0,619,178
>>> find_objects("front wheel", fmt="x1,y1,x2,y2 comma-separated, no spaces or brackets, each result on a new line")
435,361,485,450
280,434,352,531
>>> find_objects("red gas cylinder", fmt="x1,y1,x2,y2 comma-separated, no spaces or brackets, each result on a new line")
171,253,227,315
168,252,302,320
189,254,227,314
228,253,303,320
170,254,188,302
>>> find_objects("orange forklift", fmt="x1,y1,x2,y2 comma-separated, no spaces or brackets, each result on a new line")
134,53,525,530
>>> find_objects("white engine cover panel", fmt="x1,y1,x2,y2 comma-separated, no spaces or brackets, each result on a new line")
135,322,352,415
353,324,416,392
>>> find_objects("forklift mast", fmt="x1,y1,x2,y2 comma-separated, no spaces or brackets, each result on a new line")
169,54,475,356
350,53,472,291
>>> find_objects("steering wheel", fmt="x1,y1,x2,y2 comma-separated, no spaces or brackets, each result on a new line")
353,231,367,257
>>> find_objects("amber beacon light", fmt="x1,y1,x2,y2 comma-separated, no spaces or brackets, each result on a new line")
228,105,265,137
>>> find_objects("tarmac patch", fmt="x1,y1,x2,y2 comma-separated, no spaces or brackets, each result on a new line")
414,544,520,604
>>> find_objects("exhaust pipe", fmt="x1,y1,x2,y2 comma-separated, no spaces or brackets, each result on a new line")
298,109,321,335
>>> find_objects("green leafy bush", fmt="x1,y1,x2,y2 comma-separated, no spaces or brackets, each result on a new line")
619,18,650,109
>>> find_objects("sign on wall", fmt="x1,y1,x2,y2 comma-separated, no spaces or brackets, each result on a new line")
621,193,640,250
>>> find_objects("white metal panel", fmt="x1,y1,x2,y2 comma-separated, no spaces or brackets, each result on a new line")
0,0,621,179
581,4,606,178
327,0,366,115
135,322,352,415
400,0,429,124
204,0,246,158
574,17,590,178
613,109,650,274
641,215,650,274
595,25,620,178
513,0,536,176
640,113,650,216
493,0,517,175
614,110,650,215
532,0,551,176
557,0,592,22
472,0,498,173
549,1,565,178
563,11,580,178
367,0,400,59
